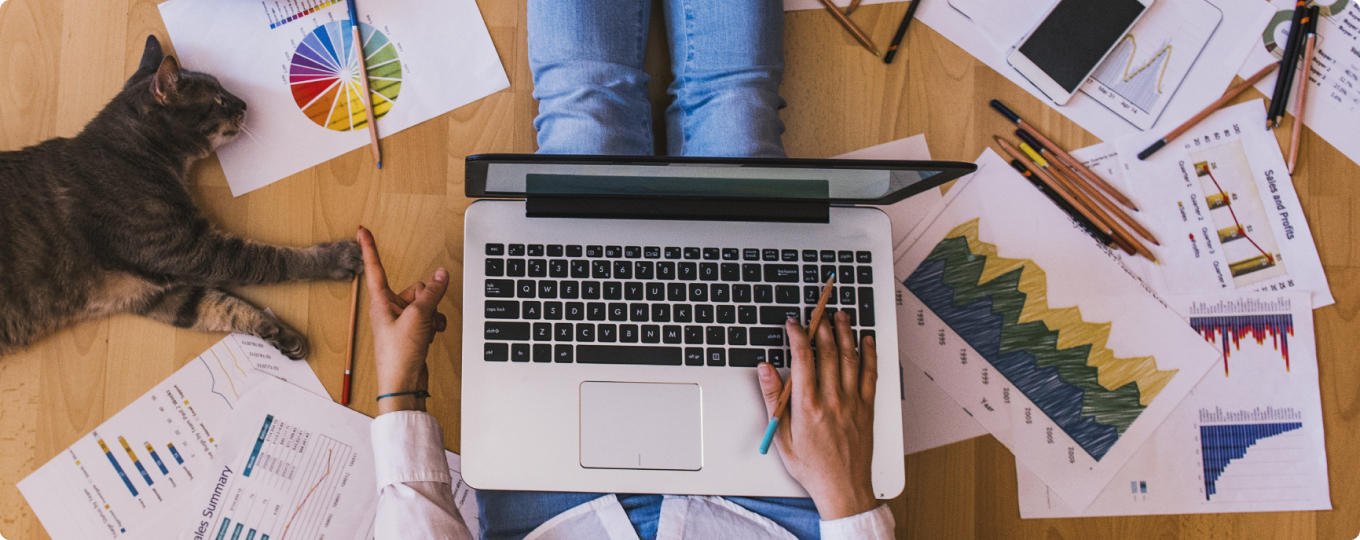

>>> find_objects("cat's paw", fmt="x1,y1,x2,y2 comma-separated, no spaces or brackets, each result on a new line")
259,318,309,360
311,240,364,281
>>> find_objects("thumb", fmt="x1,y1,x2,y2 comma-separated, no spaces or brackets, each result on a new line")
411,268,449,313
757,362,784,418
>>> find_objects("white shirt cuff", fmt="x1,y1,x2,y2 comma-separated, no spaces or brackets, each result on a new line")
820,504,895,540
371,410,452,489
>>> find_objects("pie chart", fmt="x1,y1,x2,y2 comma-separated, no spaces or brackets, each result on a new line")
289,20,402,132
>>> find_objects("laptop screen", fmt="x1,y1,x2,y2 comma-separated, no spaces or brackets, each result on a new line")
465,155,977,205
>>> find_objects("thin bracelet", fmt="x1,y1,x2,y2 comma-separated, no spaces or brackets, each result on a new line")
376,390,431,401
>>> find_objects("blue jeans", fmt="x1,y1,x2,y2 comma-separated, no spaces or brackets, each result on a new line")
527,0,788,157
478,491,822,540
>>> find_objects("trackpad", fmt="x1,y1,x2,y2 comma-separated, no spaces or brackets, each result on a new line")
580,382,702,470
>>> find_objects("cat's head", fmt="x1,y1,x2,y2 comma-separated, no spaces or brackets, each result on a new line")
123,36,247,150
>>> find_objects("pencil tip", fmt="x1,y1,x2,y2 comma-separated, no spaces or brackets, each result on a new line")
377,161,383,169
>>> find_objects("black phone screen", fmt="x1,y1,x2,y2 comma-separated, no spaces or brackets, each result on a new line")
1018,0,1147,93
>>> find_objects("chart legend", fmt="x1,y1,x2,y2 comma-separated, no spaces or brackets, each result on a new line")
289,20,402,132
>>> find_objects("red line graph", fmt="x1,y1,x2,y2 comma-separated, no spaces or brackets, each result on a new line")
280,449,332,540
1201,167,1273,265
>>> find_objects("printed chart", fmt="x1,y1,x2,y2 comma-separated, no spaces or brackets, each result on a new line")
1018,292,1331,517
1190,140,1286,286
290,20,402,131
1188,296,1294,375
1081,0,1223,130
264,0,343,29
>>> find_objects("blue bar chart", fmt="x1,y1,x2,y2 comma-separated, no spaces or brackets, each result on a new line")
1201,421,1304,500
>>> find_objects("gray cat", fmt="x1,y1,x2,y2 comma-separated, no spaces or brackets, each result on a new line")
0,36,361,360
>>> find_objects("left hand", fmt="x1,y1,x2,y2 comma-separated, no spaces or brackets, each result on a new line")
357,226,448,414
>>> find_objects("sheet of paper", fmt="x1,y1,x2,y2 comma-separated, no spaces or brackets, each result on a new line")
18,335,326,540
159,0,509,196
895,148,1221,510
831,135,945,250
1019,291,1331,517
1237,0,1360,168
445,452,483,539
1106,99,1333,308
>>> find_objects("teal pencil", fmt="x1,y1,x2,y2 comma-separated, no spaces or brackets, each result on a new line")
760,276,835,455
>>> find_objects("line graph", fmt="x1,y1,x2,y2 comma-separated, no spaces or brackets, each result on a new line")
1190,140,1287,287
281,449,332,540
1093,35,1173,113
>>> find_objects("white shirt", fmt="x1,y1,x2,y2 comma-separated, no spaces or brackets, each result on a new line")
372,411,895,539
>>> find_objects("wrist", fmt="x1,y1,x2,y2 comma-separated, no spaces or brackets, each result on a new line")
810,486,878,521
377,393,426,414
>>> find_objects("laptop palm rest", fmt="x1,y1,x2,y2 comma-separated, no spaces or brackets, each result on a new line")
579,382,703,471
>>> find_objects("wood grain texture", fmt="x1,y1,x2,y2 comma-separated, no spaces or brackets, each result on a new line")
1,1,1355,539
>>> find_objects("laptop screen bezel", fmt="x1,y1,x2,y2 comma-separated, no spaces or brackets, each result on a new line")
464,154,977,206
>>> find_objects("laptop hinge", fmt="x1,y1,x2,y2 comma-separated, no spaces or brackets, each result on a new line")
525,196,830,223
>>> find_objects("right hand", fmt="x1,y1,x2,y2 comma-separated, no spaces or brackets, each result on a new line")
757,312,879,521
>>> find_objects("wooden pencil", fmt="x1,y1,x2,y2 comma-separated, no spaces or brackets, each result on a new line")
815,0,882,56
348,0,383,168
1288,33,1317,174
761,276,835,454
341,275,360,406
989,100,1140,211
846,0,864,14
1016,130,1161,246
1137,63,1279,160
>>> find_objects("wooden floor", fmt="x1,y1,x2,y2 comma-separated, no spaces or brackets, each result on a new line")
1,1,1357,538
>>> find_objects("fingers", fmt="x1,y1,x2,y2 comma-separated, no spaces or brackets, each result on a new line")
412,269,449,314
814,313,841,398
786,318,817,405
757,362,784,418
433,312,447,333
834,312,861,395
860,335,878,404
357,227,393,299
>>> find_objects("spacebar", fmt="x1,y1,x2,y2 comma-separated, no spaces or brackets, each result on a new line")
576,345,683,366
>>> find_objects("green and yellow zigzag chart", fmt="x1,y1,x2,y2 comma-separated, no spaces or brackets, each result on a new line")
904,220,1177,460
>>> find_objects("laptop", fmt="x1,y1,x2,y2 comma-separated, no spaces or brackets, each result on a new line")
460,154,976,498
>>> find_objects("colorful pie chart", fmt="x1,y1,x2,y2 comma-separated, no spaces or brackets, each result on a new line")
289,20,402,132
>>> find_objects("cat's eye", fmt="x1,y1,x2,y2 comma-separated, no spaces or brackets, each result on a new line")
214,94,224,106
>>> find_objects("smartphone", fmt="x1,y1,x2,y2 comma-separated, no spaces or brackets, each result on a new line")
1006,0,1153,105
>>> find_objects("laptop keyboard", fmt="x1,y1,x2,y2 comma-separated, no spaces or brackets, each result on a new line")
481,243,877,367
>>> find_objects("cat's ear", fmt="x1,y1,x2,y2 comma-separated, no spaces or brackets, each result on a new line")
136,35,165,76
151,56,181,106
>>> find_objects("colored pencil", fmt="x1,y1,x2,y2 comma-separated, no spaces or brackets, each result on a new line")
846,0,864,14
989,100,1140,211
883,0,922,64
815,0,882,57
1016,129,1160,246
760,276,835,455
341,275,360,406
1137,63,1279,160
347,0,383,168
1288,31,1317,174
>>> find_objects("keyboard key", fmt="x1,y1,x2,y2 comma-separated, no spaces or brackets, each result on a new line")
696,305,714,323
684,247,701,259
803,265,819,283
598,324,617,342
754,285,773,303
781,249,798,262
603,282,622,300
484,343,508,362
577,345,681,366
485,279,514,297
728,327,747,345
486,243,504,256
738,305,757,324
609,303,627,321
706,348,726,366
700,263,718,281
685,326,704,344
840,287,856,306
721,263,740,281
485,258,504,277
706,326,725,345
652,304,671,322
858,287,875,326
485,322,530,341
764,264,800,282
555,344,573,363
821,265,837,283
760,306,802,325
565,302,585,320
751,327,784,346
566,245,583,257
507,259,526,277
644,246,661,258
538,281,558,299
768,348,785,367
509,244,525,256
560,281,579,299
663,326,682,344
523,301,542,319
534,322,552,341
839,251,854,263
722,248,739,260
688,283,709,302
838,265,855,285
620,324,639,343
685,347,705,366
512,343,530,362
674,304,693,322
485,301,519,319
743,248,761,261
711,284,730,303
729,348,766,367
742,263,762,282
544,302,563,320
631,304,649,322
587,303,606,321
802,249,818,262
635,261,654,280
586,245,603,257
657,262,676,280
763,249,779,261
702,247,720,260
614,261,633,280
527,244,544,256
646,282,665,301
625,282,644,300
547,245,564,257
555,323,573,341
668,283,686,301
605,246,622,258
804,286,822,304
582,282,600,299
641,325,662,343
548,259,567,278
591,261,611,278
733,284,752,303
820,250,836,263
861,329,876,342
570,260,589,278
776,286,799,304
856,251,872,263
716,305,735,323
576,324,595,342
857,266,873,284
625,246,641,258
665,247,682,259
678,262,697,280
516,280,536,299
533,343,552,362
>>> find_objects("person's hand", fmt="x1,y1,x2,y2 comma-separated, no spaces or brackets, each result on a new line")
357,226,449,415
757,311,878,520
